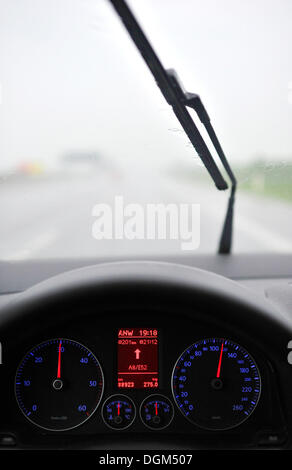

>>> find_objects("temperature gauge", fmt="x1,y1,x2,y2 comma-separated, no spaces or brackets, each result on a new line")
140,395,174,430
102,395,136,430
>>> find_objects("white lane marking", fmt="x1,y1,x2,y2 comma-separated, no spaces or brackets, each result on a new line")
0,229,58,261
164,177,292,252
234,213,292,253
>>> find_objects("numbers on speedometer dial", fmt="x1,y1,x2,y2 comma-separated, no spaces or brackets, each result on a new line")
15,339,104,431
172,338,261,430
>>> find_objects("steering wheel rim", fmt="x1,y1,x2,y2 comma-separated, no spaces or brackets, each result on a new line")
0,261,290,356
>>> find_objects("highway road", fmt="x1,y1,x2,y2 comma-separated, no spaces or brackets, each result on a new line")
1,168,292,260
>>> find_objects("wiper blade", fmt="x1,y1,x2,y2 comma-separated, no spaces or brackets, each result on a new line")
108,0,227,191
167,70,237,253
108,0,237,254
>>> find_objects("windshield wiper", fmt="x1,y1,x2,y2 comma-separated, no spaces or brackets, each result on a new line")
108,0,237,254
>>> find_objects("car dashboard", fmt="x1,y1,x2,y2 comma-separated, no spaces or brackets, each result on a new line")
0,256,292,451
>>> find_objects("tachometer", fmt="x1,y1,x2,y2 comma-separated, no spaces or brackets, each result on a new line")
15,338,104,431
172,338,261,430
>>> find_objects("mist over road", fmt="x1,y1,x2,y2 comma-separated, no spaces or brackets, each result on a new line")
1,170,292,260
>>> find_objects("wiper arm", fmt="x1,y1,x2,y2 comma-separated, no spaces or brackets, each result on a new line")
108,0,237,254
166,70,237,253
108,0,227,191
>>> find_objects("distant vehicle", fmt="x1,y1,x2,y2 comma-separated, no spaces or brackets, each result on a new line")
60,152,101,173
17,161,45,176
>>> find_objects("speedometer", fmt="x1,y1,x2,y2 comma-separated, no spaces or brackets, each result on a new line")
172,338,261,430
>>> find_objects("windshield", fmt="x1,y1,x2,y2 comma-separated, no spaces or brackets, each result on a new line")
1,0,292,260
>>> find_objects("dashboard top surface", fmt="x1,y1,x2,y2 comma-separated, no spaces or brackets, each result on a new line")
1,253,292,295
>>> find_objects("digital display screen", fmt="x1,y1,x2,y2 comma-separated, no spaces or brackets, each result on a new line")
117,328,159,389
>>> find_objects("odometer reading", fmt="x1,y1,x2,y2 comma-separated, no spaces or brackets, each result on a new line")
172,338,261,430
15,338,104,431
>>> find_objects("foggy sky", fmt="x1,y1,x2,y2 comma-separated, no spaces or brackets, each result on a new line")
1,0,292,172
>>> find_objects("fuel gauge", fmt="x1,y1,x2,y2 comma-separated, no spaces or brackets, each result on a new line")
140,395,174,430
102,395,136,430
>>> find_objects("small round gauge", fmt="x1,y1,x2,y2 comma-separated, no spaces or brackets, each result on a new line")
172,338,261,431
140,395,174,430
15,338,104,431
102,395,136,430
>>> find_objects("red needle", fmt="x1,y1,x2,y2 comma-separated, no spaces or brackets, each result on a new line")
155,402,158,416
57,340,62,379
117,402,120,416
216,341,224,378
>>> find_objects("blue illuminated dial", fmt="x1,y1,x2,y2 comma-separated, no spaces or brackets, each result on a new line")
15,338,104,431
102,395,136,430
172,338,261,430
140,395,174,430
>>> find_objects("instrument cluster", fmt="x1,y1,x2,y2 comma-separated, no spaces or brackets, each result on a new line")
14,327,263,434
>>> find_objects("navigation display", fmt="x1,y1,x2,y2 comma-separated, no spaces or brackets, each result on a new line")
117,328,159,389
